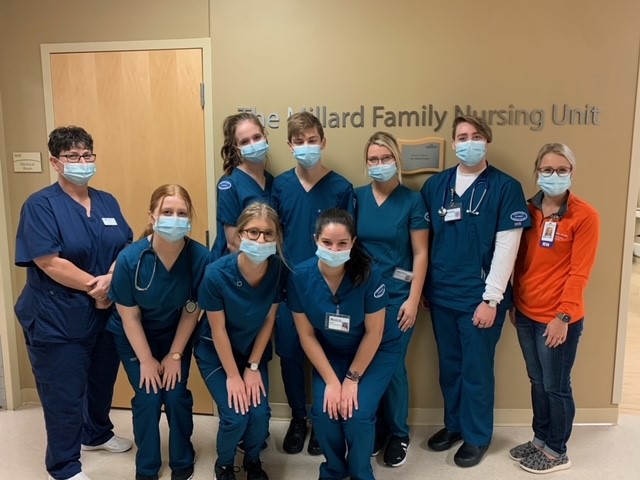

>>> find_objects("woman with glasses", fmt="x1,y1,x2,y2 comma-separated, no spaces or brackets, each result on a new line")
107,184,210,480
211,113,274,260
194,203,286,480
510,143,600,474
287,208,401,480
353,132,428,467
15,126,133,480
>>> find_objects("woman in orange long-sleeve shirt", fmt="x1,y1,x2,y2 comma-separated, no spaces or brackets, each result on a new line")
510,143,600,475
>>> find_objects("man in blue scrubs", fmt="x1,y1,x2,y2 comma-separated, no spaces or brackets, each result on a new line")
14,126,133,480
272,112,353,454
420,115,530,468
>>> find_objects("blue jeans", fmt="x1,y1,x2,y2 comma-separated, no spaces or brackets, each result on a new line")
514,311,583,456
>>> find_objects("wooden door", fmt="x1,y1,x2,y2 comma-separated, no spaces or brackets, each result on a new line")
50,49,214,414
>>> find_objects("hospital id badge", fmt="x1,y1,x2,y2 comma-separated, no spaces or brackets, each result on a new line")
325,312,350,333
444,202,462,222
540,220,557,248
393,267,413,282
102,217,118,226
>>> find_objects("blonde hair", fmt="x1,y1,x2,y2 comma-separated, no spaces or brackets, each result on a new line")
533,143,576,176
236,202,288,267
363,131,402,183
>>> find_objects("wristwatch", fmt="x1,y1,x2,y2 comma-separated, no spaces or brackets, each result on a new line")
557,313,572,323
483,299,498,308
246,362,259,371
170,352,182,361
345,370,361,383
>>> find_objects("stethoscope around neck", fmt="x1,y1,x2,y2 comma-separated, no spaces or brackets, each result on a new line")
438,167,490,217
134,234,197,313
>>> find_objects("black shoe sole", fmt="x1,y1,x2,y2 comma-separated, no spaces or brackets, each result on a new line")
428,433,462,452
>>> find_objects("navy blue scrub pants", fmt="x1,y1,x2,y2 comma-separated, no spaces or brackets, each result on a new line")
114,332,194,477
430,303,506,447
23,324,120,480
376,303,413,439
312,345,399,480
195,346,270,467
275,304,308,419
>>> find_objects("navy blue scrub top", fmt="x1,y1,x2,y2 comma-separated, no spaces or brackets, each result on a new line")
272,168,354,265
420,164,530,312
354,183,428,303
197,253,284,363
211,168,274,260
14,183,132,342
287,258,392,356
108,237,211,338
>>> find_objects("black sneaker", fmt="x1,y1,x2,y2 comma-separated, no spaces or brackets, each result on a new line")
214,462,239,480
383,435,410,467
171,465,194,480
372,434,387,457
307,428,322,456
136,475,158,480
283,417,308,454
243,459,269,480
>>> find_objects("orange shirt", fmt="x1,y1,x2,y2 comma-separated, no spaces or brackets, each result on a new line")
513,191,600,324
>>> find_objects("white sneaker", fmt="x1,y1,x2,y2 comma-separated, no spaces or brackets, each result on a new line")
49,472,92,480
81,435,133,453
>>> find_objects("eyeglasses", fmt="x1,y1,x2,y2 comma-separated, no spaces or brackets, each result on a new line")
57,153,97,163
537,166,572,177
366,155,395,165
242,228,276,242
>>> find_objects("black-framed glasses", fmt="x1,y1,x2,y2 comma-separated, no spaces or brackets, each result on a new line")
57,153,97,163
366,155,395,165
537,166,572,177
241,228,276,242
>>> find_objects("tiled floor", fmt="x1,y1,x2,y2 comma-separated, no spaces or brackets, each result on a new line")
1,266,639,479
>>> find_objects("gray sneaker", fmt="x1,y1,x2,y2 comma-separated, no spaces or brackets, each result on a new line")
520,450,571,474
509,441,540,461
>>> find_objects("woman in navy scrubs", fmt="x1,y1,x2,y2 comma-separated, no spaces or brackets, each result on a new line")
354,132,428,467
195,202,285,480
211,113,274,259
15,126,133,480
108,184,210,480
287,208,401,480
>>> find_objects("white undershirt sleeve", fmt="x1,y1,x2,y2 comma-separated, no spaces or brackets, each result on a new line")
483,228,523,303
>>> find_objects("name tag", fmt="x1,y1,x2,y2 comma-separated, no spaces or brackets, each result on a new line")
444,202,462,222
393,267,413,282
102,217,118,226
540,220,556,248
325,313,350,333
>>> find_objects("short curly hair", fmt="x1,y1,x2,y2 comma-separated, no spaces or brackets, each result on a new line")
48,126,93,157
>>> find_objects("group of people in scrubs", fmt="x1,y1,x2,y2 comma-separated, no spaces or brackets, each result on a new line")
14,110,599,480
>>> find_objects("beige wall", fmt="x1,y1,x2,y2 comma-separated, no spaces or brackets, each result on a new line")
1,0,639,422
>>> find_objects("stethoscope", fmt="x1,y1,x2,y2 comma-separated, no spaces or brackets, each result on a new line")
438,167,490,217
134,235,197,313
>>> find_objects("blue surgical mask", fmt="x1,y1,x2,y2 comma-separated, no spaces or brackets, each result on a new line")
239,238,276,264
316,245,351,268
537,173,572,197
368,163,397,182
240,140,269,163
455,140,486,167
293,144,322,169
62,162,96,186
153,216,191,242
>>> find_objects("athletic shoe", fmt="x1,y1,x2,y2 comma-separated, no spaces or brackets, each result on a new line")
520,450,571,474
81,435,133,453
383,435,410,467
171,465,194,480
243,459,269,480
49,473,93,480
307,428,322,456
214,462,239,480
509,441,541,461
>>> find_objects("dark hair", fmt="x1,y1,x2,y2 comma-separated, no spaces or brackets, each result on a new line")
452,115,493,143
314,208,371,287
48,126,93,157
140,184,195,239
221,113,266,176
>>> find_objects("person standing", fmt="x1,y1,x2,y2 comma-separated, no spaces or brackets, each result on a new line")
211,113,274,259
195,203,286,480
272,112,353,455
108,184,210,480
354,131,428,467
420,115,530,467
15,126,133,480
510,143,599,474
